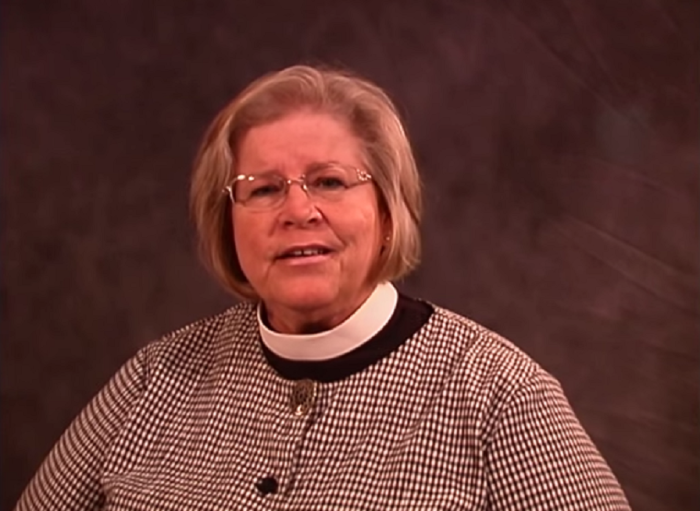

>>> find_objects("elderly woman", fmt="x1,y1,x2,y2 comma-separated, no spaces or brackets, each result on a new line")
16,65,631,510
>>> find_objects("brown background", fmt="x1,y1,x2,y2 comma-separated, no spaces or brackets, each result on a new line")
2,1,698,510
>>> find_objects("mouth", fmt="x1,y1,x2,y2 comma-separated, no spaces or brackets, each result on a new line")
276,245,334,260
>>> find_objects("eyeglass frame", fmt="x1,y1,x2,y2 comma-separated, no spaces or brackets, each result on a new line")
222,163,373,209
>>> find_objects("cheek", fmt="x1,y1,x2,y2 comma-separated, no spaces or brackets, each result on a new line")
346,208,383,255
232,213,261,267
231,213,244,251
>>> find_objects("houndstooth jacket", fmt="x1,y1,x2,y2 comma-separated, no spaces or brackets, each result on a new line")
15,294,631,510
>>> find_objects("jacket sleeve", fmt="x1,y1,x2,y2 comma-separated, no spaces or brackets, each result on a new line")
14,348,148,511
485,369,631,510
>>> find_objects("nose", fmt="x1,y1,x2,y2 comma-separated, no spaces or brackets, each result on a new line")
279,181,319,225
286,178,309,197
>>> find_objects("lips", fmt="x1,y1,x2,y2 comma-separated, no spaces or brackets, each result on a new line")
277,245,334,259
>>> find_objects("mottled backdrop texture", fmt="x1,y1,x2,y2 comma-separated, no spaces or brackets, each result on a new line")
1,1,698,510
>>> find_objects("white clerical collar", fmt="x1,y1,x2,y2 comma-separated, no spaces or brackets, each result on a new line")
257,282,399,362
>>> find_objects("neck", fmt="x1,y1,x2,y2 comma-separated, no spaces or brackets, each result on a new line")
264,312,340,335
262,286,382,335
257,282,401,362
263,289,375,335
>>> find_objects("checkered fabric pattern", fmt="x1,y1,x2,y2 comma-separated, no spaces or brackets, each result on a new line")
15,300,631,510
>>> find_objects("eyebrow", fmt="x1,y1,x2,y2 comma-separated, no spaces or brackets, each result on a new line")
243,160,344,177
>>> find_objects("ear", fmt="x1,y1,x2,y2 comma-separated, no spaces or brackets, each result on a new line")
379,213,393,255
373,184,392,246
381,211,392,240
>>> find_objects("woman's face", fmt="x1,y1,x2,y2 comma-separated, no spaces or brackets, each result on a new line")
232,110,387,334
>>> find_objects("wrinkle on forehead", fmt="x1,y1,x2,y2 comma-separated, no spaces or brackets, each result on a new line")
235,111,363,178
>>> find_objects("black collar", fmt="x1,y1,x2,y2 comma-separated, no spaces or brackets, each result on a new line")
260,295,433,382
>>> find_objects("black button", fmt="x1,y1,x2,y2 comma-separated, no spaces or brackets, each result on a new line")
255,476,278,496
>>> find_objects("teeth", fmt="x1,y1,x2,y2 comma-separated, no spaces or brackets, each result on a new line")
288,248,326,257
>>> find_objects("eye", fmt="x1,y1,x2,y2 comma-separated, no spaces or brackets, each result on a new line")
240,175,284,200
307,167,350,191
311,176,347,190
249,182,283,197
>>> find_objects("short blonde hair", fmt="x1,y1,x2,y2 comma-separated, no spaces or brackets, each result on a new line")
190,64,422,299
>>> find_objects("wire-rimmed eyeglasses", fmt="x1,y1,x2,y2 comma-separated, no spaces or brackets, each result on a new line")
223,162,373,210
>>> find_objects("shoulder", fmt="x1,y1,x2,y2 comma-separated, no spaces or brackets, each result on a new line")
418,302,558,422
138,301,258,378
424,303,543,382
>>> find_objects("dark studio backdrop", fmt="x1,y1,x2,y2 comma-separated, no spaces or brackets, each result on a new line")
1,1,698,510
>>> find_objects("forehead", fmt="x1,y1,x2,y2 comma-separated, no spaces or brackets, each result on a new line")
237,111,363,173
